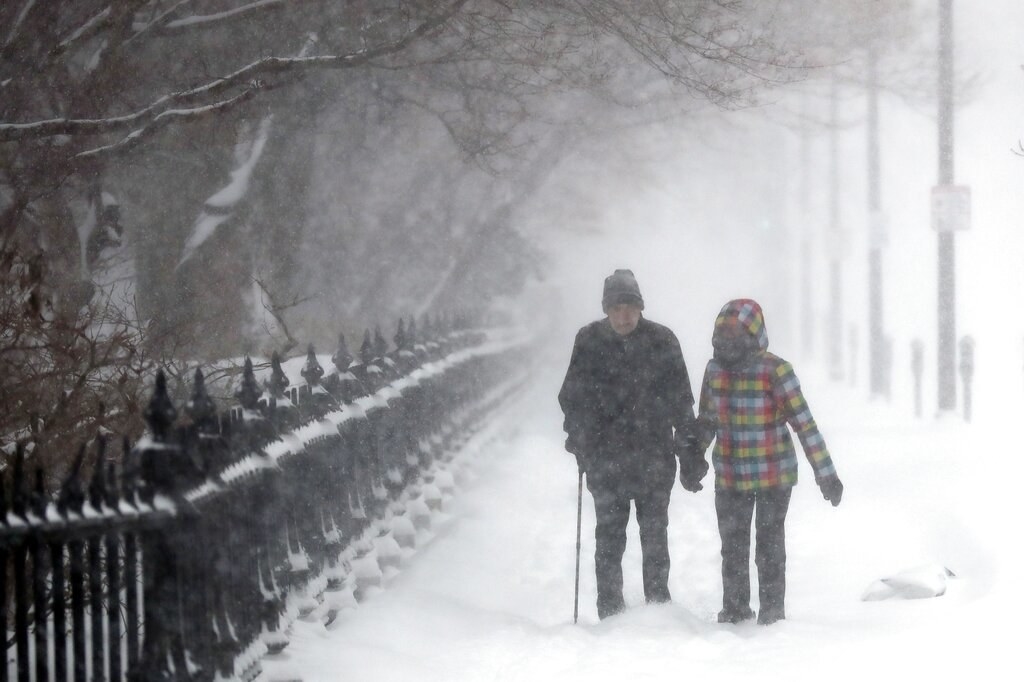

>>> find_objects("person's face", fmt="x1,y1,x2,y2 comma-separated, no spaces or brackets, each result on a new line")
716,318,746,342
607,303,642,336
713,317,753,365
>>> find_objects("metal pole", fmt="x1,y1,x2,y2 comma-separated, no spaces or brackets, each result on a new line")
799,95,815,359
867,46,886,398
828,75,843,381
573,470,583,624
937,0,957,412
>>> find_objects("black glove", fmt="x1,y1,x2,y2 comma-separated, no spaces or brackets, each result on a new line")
679,455,708,492
564,429,585,455
565,432,589,473
574,451,592,474
819,475,844,507
675,433,708,492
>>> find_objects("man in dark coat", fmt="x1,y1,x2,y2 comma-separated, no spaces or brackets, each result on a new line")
558,269,705,619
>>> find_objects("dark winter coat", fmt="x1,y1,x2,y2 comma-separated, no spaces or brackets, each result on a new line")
558,317,695,492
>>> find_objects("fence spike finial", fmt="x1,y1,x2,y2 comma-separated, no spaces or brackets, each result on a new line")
360,330,374,365
106,462,118,507
301,344,323,386
96,400,106,434
120,435,137,498
188,367,218,430
31,467,46,518
236,357,261,410
269,352,289,398
332,332,352,372
89,440,108,511
373,325,388,359
145,370,177,442
394,318,407,351
58,443,87,513
12,442,26,517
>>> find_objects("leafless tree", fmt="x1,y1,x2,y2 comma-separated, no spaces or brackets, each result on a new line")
1,0,812,467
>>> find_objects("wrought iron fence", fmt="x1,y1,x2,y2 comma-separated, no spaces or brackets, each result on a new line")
1,321,528,681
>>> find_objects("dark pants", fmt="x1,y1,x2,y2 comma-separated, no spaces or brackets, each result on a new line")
715,487,792,621
590,482,673,619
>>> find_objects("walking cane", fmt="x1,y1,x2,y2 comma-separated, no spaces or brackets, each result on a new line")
573,469,583,624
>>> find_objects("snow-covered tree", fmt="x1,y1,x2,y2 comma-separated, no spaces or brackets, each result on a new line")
1,0,812,468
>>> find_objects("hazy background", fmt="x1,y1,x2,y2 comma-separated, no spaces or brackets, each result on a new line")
2,0,1022,470
522,0,1024,424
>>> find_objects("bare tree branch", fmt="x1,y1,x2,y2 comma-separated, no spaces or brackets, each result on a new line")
252,275,314,355
1,0,38,53
161,0,291,33
125,0,195,44
0,0,469,142
72,86,262,161
52,6,113,57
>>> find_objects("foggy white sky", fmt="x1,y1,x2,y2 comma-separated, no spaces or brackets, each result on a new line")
518,0,1024,421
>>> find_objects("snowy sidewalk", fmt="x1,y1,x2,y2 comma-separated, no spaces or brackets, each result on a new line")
266,362,1023,682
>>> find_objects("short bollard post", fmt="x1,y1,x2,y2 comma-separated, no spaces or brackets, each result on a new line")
911,339,924,418
959,336,974,422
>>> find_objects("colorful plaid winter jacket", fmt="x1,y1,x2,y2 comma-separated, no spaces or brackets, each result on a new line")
697,300,837,491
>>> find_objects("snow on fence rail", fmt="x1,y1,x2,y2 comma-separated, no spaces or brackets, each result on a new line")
0,324,530,682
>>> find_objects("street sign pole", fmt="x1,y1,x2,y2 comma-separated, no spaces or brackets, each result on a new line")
936,0,957,413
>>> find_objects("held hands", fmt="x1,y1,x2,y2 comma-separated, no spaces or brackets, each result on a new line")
679,456,708,492
818,475,844,507
676,433,709,493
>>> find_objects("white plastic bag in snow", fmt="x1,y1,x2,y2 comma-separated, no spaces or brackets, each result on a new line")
861,564,956,601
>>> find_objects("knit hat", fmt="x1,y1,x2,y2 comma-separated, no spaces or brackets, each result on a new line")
602,269,644,311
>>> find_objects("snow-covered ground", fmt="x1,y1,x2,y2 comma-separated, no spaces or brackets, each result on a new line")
264,351,1023,682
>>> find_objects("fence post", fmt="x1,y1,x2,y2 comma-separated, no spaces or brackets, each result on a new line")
0,324,518,682
0,477,7,682
119,438,142,675
11,446,30,682
55,446,88,682
331,331,368,552
130,370,192,681
85,448,107,682
30,470,48,682
103,459,122,682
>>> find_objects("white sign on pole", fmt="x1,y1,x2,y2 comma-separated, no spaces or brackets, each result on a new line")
931,185,971,232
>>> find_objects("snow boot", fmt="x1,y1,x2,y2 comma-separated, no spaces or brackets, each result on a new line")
756,607,785,625
717,606,754,624
597,597,625,620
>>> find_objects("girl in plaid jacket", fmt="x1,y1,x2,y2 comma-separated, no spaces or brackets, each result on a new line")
696,299,843,625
